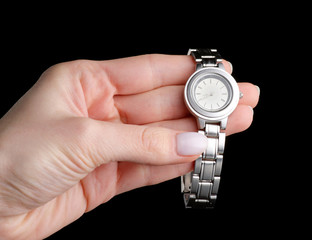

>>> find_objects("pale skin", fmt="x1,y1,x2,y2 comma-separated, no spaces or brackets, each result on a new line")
0,54,259,239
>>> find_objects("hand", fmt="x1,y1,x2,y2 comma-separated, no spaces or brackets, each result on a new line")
0,54,259,239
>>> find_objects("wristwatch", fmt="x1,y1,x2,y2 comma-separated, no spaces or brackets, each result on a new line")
181,48,242,208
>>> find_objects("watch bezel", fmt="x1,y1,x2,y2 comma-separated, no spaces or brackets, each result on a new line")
184,67,239,122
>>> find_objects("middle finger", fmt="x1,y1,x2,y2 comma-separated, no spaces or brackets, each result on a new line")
114,85,189,124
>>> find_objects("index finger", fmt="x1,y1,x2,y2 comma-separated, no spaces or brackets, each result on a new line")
101,54,232,95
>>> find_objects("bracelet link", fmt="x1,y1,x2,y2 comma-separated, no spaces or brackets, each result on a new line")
183,122,224,209
188,48,222,69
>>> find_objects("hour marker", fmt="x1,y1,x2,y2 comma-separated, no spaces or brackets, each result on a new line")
221,99,225,102
196,92,201,95
222,93,227,95
203,81,206,85
198,86,202,89
220,86,225,89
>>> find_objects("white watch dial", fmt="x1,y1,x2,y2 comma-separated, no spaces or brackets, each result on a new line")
194,77,230,111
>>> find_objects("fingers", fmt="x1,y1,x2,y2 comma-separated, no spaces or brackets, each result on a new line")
114,85,189,124
115,83,259,125
239,82,260,107
68,119,202,170
101,54,195,95
147,105,254,136
44,55,234,121
222,60,233,74
115,162,193,195
89,105,253,199
100,55,232,95
226,105,254,135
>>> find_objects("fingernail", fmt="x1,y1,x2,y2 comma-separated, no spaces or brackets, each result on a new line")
176,132,208,156
228,61,233,73
248,105,254,115
255,85,260,96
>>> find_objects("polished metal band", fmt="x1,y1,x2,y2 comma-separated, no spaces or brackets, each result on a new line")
182,124,225,208
188,48,222,69
182,49,226,208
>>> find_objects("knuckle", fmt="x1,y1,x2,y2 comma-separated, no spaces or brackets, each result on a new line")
139,127,170,157
38,60,90,83
143,54,163,87
59,118,99,170
66,117,94,139
39,62,69,79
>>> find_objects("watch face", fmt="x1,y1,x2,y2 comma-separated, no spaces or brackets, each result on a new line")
194,77,231,112
184,67,239,121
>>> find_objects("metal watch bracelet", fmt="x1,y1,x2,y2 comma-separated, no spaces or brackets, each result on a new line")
182,123,225,208
182,49,226,208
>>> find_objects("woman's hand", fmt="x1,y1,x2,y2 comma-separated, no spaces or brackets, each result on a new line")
0,54,259,239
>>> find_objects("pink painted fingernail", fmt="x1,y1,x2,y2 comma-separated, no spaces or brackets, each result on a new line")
176,132,208,156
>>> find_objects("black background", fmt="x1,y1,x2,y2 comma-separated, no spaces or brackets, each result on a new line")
1,6,302,239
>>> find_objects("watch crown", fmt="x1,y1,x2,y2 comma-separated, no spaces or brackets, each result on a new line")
239,91,244,99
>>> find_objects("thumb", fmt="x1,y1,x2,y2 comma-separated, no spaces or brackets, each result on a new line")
73,119,208,168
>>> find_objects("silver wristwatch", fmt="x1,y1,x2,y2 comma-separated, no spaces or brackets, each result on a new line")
181,48,242,208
